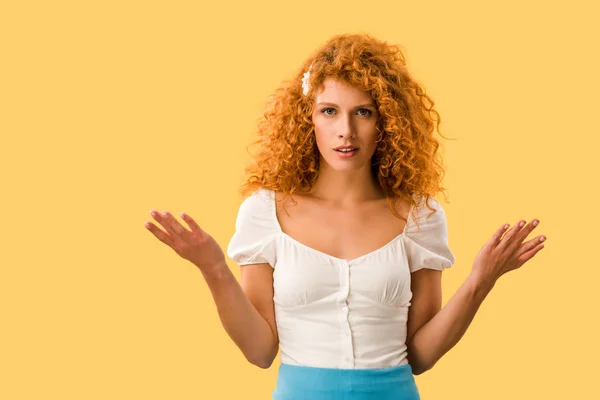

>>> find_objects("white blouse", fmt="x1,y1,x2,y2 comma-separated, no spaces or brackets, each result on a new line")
227,188,456,369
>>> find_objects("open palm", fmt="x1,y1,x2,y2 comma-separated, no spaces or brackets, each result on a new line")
144,210,226,274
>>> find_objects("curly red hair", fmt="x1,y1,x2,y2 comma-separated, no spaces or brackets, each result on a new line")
238,33,454,228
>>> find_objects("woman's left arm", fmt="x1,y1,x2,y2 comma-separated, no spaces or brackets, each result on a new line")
406,219,546,375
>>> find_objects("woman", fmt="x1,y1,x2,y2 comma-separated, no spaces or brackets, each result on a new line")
144,33,547,399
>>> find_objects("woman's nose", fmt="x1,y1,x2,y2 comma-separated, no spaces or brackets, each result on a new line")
337,115,355,138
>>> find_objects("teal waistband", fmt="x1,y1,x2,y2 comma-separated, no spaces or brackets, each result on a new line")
272,363,421,400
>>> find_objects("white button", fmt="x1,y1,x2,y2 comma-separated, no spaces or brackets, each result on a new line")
342,306,348,312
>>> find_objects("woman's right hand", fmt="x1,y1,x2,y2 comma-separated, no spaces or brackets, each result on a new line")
144,210,227,276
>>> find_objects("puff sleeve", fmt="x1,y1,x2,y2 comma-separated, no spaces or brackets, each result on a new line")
404,196,456,273
226,189,278,268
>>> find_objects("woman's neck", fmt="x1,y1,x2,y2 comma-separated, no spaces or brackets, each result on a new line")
305,166,384,207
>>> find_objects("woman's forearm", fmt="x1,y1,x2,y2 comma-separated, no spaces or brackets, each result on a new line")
201,262,278,368
407,273,494,375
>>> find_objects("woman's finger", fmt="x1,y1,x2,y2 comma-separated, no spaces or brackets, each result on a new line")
515,235,546,260
497,219,526,252
509,219,540,253
144,221,174,248
516,241,545,266
157,211,189,236
506,219,540,254
490,223,511,247
180,213,205,235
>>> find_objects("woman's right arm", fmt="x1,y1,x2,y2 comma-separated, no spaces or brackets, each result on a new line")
201,262,279,369
144,210,278,369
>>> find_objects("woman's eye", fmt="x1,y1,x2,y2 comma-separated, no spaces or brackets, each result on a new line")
321,108,372,116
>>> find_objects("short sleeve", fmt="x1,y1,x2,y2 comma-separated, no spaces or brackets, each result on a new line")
404,196,456,273
226,189,278,268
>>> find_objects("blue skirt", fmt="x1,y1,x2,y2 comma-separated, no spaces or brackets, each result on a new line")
272,363,421,400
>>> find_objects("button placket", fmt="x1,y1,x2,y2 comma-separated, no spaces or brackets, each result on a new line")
338,260,354,367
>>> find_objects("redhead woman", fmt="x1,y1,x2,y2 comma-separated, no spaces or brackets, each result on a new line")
144,33,547,399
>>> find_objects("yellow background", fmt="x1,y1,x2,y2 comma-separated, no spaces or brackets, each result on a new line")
1,0,597,398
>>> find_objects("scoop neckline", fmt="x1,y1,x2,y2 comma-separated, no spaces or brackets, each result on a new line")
264,188,414,264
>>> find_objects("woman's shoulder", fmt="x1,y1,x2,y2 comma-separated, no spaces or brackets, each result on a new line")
409,194,445,222
403,194,451,246
390,194,415,218
240,187,274,211
231,188,278,233
230,187,279,238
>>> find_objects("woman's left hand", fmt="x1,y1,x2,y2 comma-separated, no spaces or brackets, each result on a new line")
470,219,546,290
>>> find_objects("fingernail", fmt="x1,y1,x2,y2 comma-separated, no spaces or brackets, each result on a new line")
519,221,525,227
540,236,546,242
533,220,539,227
150,210,156,217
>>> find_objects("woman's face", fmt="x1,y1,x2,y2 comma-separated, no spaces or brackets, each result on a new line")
311,78,379,172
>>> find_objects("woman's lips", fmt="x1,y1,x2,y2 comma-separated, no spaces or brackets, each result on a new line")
334,148,359,158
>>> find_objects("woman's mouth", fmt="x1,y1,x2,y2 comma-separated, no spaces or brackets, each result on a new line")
334,148,359,158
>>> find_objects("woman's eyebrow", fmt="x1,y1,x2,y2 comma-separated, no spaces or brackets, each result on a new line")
317,102,376,108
